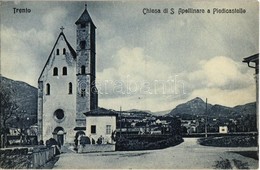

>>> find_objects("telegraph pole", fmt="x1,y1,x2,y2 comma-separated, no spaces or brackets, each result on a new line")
205,98,208,138
119,106,122,138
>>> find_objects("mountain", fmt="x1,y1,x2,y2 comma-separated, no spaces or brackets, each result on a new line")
153,110,172,116
121,109,152,118
126,109,152,114
168,97,212,117
233,102,256,115
208,104,236,117
0,76,38,125
167,97,256,119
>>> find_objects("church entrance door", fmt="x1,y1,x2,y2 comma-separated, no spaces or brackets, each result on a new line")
57,130,64,146
53,127,66,146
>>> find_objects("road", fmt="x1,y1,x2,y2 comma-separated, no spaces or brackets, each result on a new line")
53,138,258,169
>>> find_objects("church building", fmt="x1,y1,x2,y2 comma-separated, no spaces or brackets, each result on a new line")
37,5,99,145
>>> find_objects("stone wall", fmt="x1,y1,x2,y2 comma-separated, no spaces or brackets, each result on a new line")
0,146,56,169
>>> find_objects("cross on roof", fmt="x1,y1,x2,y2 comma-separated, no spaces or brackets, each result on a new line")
60,26,65,32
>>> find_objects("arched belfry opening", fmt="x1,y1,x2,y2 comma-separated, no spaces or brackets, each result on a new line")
53,126,66,146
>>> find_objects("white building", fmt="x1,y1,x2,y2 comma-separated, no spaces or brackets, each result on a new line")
37,5,98,145
84,109,117,144
219,126,228,134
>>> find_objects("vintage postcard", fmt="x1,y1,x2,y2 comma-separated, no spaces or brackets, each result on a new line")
0,0,258,169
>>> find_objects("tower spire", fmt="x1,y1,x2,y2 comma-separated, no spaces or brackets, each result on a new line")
75,3,96,27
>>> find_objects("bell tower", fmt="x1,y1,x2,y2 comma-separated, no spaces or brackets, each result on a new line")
75,4,98,128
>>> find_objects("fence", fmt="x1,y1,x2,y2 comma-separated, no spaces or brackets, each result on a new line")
30,146,57,168
183,132,258,138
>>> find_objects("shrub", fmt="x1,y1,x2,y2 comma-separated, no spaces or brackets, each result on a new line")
80,136,91,146
116,135,183,151
198,136,257,147
46,138,58,147
39,140,44,145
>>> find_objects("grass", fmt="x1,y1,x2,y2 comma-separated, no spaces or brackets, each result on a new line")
232,159,249,169
214,158,250,169
214,157,232,169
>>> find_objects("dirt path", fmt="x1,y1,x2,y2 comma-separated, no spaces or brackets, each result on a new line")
53,138,258,169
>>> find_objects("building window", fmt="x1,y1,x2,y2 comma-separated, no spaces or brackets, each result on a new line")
54,109,64,120
63,48,66,54
46,83,50,95
81,89,86,97
91,125,96,134
80,41,86,49
81,65,86,74
56,49,59,55
69,82,72,94
53,67,58,76
62,67,67,75
106,125,111,134
81,24,86,28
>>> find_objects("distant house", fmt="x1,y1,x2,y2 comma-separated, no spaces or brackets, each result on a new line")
181,119,198,134
156,119,161,124
219,126,228,133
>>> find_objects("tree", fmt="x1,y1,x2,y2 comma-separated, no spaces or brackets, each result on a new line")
170,117,182,136
0,84,19,148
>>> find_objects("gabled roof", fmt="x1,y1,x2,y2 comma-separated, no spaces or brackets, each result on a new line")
243,53,259,63
38,32,76,82
243,53,259,74
75,8,96,28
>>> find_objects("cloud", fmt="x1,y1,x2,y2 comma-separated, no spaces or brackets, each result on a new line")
1,7,68,87
96,47,187,111
42,7,68,32
188,56,254,89
96,54,256,111
190,85,256,107
186,56,256,107
97,47,174,94
1,2,257,112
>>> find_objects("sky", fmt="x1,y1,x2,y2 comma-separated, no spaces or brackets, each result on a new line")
1,1,258,112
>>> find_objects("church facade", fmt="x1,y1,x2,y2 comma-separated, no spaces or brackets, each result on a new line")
37,6,98,144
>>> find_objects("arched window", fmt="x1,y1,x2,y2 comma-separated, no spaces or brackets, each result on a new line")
56,49,59,55
81,89,86,97
53,67,58,76
63,48,66,54
69,82,72,94
80,41,86,49
62,67,67,75
81,65,86,74
46,83,50,95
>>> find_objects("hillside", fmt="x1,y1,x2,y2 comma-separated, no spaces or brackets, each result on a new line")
208,104,235,117
233,102,256,115
0,76,38,125
168,97,212,117
167,97,256,119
